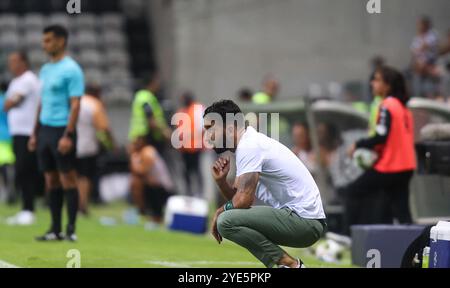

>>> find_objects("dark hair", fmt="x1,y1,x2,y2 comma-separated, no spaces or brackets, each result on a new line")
182,90,195,106
238,88,253,101
85,83,102,98
144,71,160,86
377,66,410,105
318,121,342,150
420,16,432,29
203,100,243,127
43,25,69,47
293,121,309,131
12,51,30,67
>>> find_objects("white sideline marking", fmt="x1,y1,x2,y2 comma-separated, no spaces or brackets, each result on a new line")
0,260,20,268
145,260,260,268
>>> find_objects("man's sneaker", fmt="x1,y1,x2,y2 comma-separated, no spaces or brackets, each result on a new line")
6,211,35,226
65,224,77,242
65,233,78,242
35,231,64,242
278,258,306,268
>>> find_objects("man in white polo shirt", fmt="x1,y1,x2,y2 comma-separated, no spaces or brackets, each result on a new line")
203,100,326,268
4,51,41,225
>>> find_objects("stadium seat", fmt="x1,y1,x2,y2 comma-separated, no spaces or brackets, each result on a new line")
0,52,7,73
0,0,13,13
101,30,127,48
108,86,133,102
84,68,104,86
23,13,45,32
48,13,72,30
28,49,48,70
0,31,20,51
107,67,132,80
79,49,103,69
0,14,19,31
120,0,146,18
74,14,97,31
24,31,42,49
95,0,121,13
105,49,130,68
104,76,133,92
22,0,50,13
73,30,98,49
100,13,124,30
48,0,65,11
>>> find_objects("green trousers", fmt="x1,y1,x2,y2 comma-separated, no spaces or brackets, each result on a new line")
217,206,325,267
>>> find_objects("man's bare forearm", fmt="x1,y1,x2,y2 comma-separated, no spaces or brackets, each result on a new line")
4,94,24,112
229,172,259,209
216,179,236,201
32,103,41,136
65,98,81,135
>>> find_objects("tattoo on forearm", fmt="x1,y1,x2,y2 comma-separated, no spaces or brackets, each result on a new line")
233,172,259,207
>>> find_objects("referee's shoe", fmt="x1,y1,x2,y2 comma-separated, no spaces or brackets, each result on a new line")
35,231,64,242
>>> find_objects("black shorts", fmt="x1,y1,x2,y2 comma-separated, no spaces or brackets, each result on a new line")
37,125,77,173
77,155,97,178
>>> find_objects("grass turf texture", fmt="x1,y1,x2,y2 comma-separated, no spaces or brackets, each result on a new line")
0,202,353,268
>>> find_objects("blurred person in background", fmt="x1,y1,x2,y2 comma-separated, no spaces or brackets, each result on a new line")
440,29,450,56
438,29,450,101
130,136,174,228
128,72,172,215
410,16,440,98
369,56,386,136
176,91,204,197
347,66,416,234
317,122,342,170
291,122,316,174
76,83,115,216
252,75,279,104
0,82,15,204
129,72,171,154
237,88,253,103
4,52,42,225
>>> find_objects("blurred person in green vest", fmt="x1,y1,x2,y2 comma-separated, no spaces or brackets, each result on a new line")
128,72,171,215
252,75,279,104
129,72,171,153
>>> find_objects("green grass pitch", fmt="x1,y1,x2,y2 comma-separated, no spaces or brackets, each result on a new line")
0,202,353,268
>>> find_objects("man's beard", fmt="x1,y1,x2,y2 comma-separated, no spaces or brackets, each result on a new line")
213,147,229,154
212,133,235,154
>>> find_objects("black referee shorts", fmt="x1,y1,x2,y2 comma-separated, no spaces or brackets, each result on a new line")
77,155,97,179
37,125,77,173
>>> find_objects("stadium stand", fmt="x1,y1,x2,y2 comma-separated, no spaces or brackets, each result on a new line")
0,0,153,104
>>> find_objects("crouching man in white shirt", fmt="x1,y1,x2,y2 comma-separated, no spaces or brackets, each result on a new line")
204,100,327,268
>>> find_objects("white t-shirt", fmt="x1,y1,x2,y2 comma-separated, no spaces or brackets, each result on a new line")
236,126,326,219
6,71,40,136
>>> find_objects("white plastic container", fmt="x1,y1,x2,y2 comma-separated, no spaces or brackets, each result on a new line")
164,196,209,234
429,221,450,268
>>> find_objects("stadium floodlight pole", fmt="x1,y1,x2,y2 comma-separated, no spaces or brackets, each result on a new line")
303,95,330,205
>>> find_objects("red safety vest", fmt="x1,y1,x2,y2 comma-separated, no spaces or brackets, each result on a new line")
177,103,204,153
374,97,417,173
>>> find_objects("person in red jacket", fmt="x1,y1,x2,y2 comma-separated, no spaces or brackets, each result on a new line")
346,66,417,232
